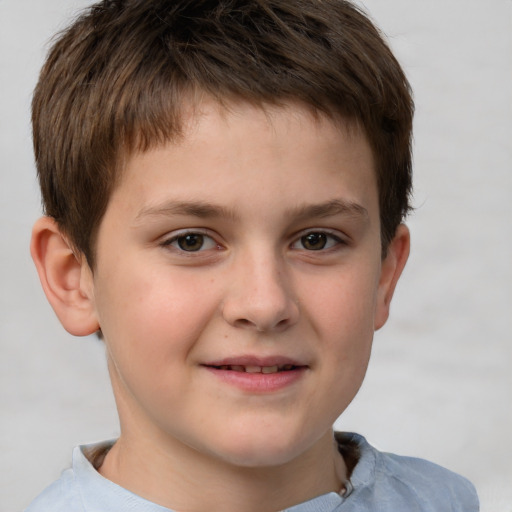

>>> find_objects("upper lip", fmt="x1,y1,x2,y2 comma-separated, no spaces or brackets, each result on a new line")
203,356,307,368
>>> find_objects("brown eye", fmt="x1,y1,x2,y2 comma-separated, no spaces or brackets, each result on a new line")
301,232,327,250
177,233,205,251
163,231,218,253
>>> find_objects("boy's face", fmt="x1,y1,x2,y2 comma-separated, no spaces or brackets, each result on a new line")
83,100,407,469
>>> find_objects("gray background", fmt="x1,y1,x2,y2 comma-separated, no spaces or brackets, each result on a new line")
1,1,511,510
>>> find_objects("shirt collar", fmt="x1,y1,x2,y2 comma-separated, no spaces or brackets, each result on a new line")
74,433,373,512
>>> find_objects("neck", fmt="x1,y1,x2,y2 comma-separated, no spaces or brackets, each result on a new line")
99,428,347,512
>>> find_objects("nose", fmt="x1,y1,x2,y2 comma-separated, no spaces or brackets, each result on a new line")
221,252,299,333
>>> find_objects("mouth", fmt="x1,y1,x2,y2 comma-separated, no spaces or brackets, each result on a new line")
206,364,301,374
201,357,308,391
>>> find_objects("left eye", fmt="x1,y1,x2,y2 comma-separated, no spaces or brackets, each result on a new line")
292,232,342,251
164,232,218,252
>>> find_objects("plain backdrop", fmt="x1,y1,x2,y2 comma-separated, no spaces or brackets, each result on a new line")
1,1,511,511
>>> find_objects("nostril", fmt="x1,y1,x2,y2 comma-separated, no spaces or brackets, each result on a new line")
233,318,254,329
232,317,288,332
273,317,294,332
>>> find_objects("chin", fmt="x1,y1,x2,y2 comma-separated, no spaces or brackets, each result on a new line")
204,426,318,469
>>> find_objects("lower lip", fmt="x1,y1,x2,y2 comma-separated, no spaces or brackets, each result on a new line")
203,366,307,393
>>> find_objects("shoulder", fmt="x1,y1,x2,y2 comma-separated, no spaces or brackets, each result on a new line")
24,466,82,512
24,441,174,512
24,442,114,512
337,432,480,511
375,449,479,511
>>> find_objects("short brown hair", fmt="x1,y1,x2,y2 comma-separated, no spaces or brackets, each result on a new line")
32,0,414,266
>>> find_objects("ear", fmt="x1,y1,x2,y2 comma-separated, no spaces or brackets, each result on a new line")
30,216,100,336
374,224,410,330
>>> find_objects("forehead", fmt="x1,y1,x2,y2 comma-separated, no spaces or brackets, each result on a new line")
182,97,366,151
111,98,378,219
121,96,372,168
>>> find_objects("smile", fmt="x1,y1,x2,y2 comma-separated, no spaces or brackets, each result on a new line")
202,358,308,393
208,364,298,374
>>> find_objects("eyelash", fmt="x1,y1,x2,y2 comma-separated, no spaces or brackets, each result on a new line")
160,230,220,253
291,230,346,251
160,229,346,254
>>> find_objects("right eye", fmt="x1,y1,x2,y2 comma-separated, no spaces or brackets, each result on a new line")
162,232,218,252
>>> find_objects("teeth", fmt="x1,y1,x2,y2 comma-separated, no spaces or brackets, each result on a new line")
213,364,297,373
245,365,280,374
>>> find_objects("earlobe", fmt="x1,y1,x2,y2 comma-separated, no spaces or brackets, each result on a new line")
374,224,410,330
30,216,100,336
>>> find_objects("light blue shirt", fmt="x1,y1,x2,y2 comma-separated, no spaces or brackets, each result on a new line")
25,433,479,511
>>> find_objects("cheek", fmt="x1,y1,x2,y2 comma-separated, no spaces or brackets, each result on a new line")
303,267,378,401
306,268,379,341
95,267,220,369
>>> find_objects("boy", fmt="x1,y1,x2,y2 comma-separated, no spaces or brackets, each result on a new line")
27,0,479,510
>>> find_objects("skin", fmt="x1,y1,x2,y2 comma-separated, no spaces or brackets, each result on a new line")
31,99,409,512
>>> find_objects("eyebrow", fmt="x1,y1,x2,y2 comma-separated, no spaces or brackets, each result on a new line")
288,199,368,221
135,201,236,221
135,198,368,222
